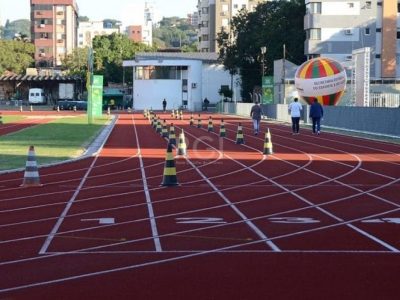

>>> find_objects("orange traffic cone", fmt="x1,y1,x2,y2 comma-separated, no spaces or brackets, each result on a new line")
189,113,194,126
207,116,214,132
197,114,202,128
161,143,179,186
220,119,226,137
21,145,42,187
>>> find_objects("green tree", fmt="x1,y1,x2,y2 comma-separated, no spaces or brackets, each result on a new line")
217,0,305,101
91,33,154,84
153,17,197,50
61,47,89,78
0,40,34,75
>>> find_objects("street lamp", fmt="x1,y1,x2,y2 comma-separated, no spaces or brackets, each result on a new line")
260,46,267,76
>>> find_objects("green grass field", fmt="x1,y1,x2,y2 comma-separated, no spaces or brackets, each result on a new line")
0,115,110,171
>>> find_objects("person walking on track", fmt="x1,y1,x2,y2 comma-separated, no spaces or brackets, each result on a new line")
288,97,302,135
162,98,167,112
309,98,324,135
250,101,263,135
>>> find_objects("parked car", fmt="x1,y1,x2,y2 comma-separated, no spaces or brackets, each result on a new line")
56,100,87,110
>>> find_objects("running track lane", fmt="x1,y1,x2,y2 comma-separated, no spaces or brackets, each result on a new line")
0,112,400,299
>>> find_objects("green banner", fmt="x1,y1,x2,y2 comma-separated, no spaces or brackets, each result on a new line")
87,75,103,123
262,76,274,104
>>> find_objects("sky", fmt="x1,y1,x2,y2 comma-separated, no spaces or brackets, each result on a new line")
0,0,198,26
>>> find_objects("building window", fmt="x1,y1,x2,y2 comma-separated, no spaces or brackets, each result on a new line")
376,28,381,32
348,2,354,8
308,2,321,14
202,7,208,14
365,27,370,35
365,1,371,9
375,54,381,58
201,21,208,27
135,66,183,80
222,4,229,12
307,28,321,40
397,31,400,39
202,34,209,41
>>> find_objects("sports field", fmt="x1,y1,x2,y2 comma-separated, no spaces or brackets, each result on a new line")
0,110,400,299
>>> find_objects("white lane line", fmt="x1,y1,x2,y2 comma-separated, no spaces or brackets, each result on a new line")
2,206,400,294
221,124,400,252
38,156,100,255
131,115,162,252
174,126,280,252
185,155,281,252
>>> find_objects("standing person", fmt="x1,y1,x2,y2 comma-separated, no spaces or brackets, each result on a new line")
203,97,209,111
162,98,167,112
309,98,324,135
288,97,302,135
250,101,263,135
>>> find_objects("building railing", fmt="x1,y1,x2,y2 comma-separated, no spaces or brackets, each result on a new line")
370,93,400,108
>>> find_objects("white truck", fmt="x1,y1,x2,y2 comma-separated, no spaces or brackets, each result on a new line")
58,83,74,100
28,88,46,104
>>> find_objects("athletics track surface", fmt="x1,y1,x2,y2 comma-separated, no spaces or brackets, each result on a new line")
0,111,399,299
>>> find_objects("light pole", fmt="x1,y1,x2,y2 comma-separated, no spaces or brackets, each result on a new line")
260,46,267,77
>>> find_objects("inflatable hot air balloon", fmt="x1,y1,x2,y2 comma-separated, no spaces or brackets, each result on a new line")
295,57,347,106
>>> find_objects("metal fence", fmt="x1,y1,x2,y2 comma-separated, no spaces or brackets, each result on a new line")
370,93,400,108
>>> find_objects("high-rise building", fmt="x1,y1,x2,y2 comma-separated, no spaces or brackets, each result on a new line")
197,0,264,53
30,0,78,68
125,1,153,46
78,21,121,48
304,0,399,80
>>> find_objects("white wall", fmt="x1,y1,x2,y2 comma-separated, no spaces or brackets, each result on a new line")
201,64,233,105
133,80,182,110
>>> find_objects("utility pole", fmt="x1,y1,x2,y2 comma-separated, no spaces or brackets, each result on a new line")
282,44,286,104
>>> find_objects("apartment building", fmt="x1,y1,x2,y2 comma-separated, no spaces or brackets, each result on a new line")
125,1,153,46
78,21,120,48
304,0,399,79
197,0,264,52
30,0,78,68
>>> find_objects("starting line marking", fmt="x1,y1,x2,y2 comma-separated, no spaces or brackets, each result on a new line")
362,218,400,224
81,218,115,224
176,217,227,224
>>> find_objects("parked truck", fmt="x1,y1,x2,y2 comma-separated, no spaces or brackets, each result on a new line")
58,83,74,100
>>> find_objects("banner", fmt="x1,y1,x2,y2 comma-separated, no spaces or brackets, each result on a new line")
262,76,274,104
87,75,103,123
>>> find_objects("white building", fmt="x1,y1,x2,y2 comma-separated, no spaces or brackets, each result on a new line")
123,52,240,111
78,21,120,48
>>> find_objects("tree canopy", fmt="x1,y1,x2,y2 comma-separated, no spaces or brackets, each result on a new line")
92,33,155,85
217,0,306,101
0,40,35,75
153,17,197,50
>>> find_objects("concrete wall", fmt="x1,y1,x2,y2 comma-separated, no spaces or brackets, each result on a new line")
221,102,400,137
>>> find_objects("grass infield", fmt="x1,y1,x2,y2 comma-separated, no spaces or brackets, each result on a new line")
0,115,109,171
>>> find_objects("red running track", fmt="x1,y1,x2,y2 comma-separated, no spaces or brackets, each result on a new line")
0,111,400,299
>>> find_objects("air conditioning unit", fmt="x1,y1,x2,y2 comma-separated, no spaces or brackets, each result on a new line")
191,83,197,88
345,55,352,61
39,53,46,57
344,29,353,35
39,23,45,28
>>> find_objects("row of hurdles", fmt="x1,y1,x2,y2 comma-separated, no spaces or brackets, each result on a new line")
143,109,274,186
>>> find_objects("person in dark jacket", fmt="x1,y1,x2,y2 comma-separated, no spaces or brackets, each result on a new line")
309,98,324,135
250,101,263,135
162,98,167,112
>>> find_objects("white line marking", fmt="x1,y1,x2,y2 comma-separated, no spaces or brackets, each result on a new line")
38,156,101,255
81,218,115,224
131,115,162,252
